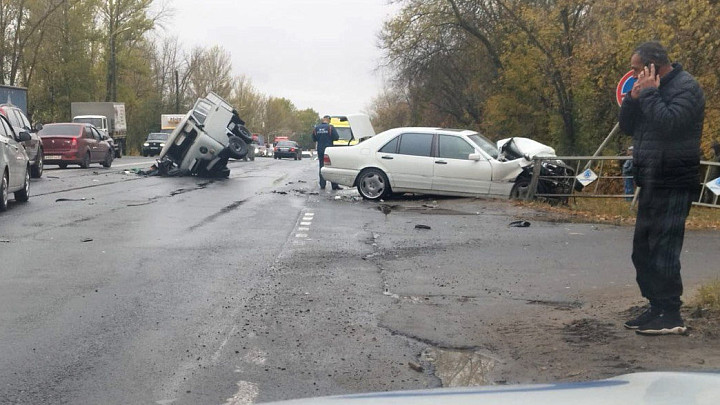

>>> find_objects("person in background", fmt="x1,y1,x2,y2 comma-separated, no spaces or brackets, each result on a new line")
312,115,340,190
619,41,705,335
622,146,634,201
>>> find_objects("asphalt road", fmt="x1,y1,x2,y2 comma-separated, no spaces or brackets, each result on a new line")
1,156,719,404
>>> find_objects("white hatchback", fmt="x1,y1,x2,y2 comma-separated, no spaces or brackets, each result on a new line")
320,127,532,200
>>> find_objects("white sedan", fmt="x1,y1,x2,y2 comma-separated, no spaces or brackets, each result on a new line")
320,127,532,200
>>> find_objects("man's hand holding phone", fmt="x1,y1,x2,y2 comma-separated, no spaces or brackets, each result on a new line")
631,63,660,99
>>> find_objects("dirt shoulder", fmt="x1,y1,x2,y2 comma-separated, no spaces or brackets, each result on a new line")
360,195,720,386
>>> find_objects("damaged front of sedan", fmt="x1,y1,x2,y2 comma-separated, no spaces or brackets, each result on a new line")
157,92,254,177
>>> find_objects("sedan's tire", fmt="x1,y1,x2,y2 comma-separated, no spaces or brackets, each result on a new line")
102,150,113,168
31,149,43,178
510,178,531,200
227,136,248,159
14,169,29,202
357,168,390,201
294,155,298,160
80,152,91,169
0,171,8,212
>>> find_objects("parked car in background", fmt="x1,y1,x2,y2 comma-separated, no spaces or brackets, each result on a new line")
142,132,169,157
273,140,302,160
0,104,44,178
0,114,31,211
321,127,534,201
39,123,114,169
252,134,270,157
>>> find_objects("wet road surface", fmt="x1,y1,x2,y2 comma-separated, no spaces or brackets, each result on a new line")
2,156,720,404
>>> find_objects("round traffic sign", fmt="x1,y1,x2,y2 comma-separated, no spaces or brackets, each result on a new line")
616,70,636,106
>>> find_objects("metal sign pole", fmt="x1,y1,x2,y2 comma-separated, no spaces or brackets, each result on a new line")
584,122,621,171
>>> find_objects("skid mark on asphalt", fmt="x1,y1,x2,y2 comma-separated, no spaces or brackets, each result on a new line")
186,200,246,231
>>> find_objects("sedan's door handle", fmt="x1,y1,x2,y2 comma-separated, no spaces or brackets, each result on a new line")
435,160,447,165
381,155,394,160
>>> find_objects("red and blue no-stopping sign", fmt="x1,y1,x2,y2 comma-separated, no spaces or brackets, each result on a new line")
616,70,636,106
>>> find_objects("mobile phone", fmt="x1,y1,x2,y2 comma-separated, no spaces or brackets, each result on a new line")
644,61,658,77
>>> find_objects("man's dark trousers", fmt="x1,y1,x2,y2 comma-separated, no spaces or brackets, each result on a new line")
318,149,328,189
632,187,694,311
317,148,339,190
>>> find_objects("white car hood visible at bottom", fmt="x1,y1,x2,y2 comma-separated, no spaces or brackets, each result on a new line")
264,372,720,405
497,137,557,158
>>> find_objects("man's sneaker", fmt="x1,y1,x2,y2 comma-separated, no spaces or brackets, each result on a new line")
636,311,687,335
624,306,661,329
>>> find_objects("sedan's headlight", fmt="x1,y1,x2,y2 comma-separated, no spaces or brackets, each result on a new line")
254,147,259,153
143,142,149,146
160,143,165,147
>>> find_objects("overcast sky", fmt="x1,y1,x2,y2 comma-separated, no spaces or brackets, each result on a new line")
163,0,399,116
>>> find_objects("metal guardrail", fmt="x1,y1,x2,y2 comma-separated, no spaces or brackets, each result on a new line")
526,156,720,208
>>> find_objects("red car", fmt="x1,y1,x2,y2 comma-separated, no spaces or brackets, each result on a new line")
39,123,114,169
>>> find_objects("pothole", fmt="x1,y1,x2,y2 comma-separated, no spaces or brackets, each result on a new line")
421,347,498,387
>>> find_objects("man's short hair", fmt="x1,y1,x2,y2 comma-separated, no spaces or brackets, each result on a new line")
323,115,331,119
633,41,671,67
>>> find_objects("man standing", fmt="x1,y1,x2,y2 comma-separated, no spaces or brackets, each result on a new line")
619,41,705,335
312,115,340,190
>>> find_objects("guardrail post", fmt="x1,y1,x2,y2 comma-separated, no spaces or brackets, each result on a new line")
526,157,542,201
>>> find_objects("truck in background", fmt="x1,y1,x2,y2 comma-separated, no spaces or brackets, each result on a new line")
161,114,185,133
0,85,28,113
71,102,127,158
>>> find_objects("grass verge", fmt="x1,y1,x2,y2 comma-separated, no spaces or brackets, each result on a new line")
516,197,720,230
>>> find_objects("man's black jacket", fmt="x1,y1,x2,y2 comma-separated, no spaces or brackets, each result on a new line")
619,63,705,188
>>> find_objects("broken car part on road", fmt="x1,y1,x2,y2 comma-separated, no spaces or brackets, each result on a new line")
156,92,253,177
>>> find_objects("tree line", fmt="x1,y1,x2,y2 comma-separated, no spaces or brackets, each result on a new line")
1,0,318,153
370,0,720,157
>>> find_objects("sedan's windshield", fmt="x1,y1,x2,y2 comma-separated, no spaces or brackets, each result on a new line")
277,141,296,147
39,124,82,136
468,133,500,159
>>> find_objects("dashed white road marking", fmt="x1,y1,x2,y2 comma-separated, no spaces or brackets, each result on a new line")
295,211,314,239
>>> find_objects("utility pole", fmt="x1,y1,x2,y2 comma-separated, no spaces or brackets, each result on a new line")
175,70,180,113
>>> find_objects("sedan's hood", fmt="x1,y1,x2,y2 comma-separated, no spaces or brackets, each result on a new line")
497,137,556,158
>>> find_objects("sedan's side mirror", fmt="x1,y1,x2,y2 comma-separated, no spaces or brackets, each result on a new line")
468,153,483,161
17,130,31,142
34,123,43,132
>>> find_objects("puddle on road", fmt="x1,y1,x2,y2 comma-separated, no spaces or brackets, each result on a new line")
421,347,497,387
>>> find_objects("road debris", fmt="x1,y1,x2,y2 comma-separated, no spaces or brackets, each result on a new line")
56,198,87,202
81,238,93,243
408,361,424,373
509,220,531,227
415,224,432,230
